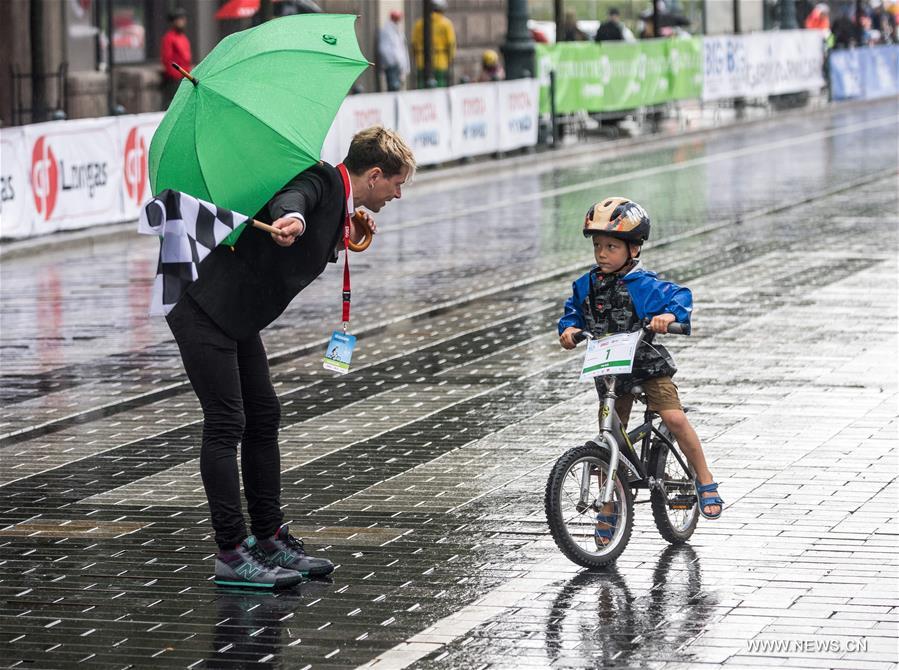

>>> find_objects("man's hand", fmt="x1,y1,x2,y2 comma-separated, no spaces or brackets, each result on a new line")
560,327,583,350
270,216,305,247
350,210,377,244
648,313,676,333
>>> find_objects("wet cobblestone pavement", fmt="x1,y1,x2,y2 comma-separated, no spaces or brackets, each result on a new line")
1,100,897,669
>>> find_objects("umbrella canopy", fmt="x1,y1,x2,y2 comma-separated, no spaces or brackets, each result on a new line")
149,14,368,230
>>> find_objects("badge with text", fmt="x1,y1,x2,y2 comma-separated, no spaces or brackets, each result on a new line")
323,330,357,374
580,331,641,382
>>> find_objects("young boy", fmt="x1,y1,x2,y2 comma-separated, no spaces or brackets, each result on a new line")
558,198,723,543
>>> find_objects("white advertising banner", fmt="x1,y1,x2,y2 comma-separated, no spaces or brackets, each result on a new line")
702,31,825,101
334,92,398,161
0,128,34,239
23,118,125,234
449,83,499,159
320,119,342,166
118,112,163,220
396,89,452,166
496,79,540,152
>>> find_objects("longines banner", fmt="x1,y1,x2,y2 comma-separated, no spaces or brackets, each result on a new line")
0,128,32,238
23,118,122,234
119,113,164,221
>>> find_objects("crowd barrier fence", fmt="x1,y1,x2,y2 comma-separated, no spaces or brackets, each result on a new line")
829,44,899,101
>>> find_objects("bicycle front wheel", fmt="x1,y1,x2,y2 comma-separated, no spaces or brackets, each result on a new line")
545,443,634,568
649,434,698,544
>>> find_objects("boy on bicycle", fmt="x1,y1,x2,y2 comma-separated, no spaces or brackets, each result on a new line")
557,197,723,536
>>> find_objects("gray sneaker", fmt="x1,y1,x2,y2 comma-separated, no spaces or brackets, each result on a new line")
214,536,305,589
257,524,335,577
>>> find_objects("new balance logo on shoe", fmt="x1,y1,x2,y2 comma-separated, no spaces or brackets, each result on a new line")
235,563,263,580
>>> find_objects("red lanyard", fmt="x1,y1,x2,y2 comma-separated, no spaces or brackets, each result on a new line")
336,163,353,328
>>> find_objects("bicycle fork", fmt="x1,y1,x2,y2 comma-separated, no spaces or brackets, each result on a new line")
578,390,620,507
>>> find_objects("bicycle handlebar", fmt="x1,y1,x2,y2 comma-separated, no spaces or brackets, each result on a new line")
570,321,690,345
665,322,691,336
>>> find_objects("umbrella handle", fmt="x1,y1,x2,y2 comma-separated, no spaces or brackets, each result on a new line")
252,219,285,236
252,215,373,252
348,210,373,253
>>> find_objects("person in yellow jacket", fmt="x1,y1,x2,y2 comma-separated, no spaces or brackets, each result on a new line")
411,0,456,88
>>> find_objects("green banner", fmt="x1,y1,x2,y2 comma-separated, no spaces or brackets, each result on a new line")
536,38,702,114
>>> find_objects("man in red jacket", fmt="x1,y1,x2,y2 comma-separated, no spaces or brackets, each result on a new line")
160,8,192,108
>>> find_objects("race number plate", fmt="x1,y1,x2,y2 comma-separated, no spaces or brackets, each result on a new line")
580,331,641,382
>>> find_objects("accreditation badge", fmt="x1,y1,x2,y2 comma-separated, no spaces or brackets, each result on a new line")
323,330,357,374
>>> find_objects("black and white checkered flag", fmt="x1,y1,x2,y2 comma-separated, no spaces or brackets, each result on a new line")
138,190,249,315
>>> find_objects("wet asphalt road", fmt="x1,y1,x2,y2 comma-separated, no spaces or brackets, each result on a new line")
0,99,897,669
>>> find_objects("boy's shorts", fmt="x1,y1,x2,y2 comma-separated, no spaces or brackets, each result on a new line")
600,376,683,428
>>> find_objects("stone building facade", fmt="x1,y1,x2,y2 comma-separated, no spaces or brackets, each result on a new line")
0,0,509,127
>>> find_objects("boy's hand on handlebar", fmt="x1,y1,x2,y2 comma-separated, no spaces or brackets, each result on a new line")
648,313,676,334
560,327,582,350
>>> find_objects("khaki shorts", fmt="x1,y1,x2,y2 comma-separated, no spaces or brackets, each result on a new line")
603,376,683,429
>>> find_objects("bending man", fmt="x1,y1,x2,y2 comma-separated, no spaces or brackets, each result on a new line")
166,127,416,588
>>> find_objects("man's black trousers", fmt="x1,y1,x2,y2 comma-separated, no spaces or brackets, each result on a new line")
166,295,283,550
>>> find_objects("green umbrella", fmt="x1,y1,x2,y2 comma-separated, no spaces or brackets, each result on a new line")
149,14,368,244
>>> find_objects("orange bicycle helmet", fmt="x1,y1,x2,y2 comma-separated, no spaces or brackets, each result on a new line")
583,197,651,244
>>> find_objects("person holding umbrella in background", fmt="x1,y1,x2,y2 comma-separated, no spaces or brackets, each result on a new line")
147,15,416,589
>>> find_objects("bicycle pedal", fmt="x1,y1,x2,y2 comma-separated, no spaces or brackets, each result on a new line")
669,495,695,510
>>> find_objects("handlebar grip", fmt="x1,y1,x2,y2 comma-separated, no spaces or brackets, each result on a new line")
666,322,691,336
572,330,588,344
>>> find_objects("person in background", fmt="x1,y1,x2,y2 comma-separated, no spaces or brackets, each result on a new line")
803,3,831,31
830,6,857,49
411,0,456,88
476,49,505,82
379,10,410,92
594,7,636,43
160,8,192,108
560,10,588,41
871,0,897,43
595,7,625,42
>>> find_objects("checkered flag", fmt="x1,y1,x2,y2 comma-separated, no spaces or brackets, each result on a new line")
138,190,249,315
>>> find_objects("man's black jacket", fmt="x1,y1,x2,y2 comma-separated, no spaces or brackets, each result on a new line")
186,162,345,340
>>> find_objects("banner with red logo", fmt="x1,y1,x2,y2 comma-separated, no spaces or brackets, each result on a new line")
396,89,452,166
448,83,499,159
497,79,539,152
335,93,398,163
0,128,34,239
23,118,123,233
118,113,164,220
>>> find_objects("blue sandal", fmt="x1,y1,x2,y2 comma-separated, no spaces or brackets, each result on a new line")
594,502,620,547
694,481,724,519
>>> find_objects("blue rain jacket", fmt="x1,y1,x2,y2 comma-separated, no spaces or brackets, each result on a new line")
558,265,693,335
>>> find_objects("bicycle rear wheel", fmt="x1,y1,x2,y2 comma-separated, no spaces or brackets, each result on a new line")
545,442,634,568
649,432,698,544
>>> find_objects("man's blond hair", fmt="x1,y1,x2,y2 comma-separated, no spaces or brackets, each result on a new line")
344,126,416,179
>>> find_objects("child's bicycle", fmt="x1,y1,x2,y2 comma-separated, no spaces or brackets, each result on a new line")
545,322,698,568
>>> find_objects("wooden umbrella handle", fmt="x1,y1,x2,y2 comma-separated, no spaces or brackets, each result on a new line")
251,219,283,235
252,213,373,252
348,210,373,252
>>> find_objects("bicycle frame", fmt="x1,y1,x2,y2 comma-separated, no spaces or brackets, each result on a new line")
576,327,694,506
